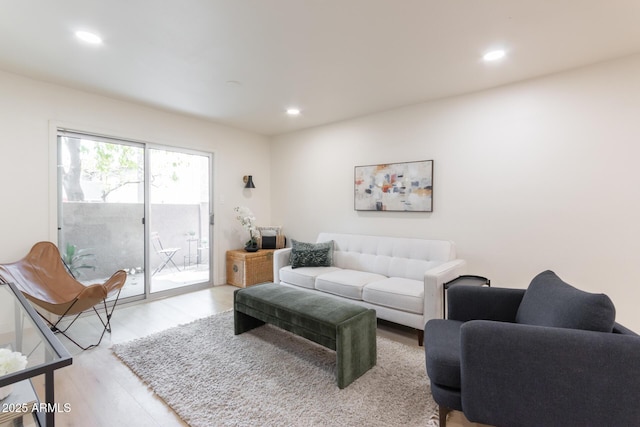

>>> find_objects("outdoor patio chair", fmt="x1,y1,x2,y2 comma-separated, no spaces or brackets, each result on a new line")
0,241,127,350
151,231,181,275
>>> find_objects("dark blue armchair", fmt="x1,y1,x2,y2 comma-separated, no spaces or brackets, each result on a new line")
424,270,640,427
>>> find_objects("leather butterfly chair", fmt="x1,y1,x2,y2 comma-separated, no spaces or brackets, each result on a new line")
0,241,127,350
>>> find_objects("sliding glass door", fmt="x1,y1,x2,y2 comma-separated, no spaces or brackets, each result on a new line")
148,148,211,293
58,133,145,298
57,131,212,300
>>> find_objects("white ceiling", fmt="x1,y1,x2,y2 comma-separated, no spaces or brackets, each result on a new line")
2,1,640,136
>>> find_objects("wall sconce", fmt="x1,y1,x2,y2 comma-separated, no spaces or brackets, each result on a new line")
243,175,256,189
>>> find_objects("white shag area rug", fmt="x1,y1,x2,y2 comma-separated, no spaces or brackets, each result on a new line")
112,310,438,427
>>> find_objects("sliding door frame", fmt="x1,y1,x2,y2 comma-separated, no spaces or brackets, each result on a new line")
49,122,215,303
144,143,215,298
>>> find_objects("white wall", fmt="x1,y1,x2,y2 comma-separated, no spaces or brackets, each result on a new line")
270,54,640,330
0,69,270,285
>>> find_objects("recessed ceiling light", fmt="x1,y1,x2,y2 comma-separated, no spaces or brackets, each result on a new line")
75,31,103,45
286,108,301,116
483,49,506,62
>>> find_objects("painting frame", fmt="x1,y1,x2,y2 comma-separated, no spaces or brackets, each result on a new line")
354,160,433,212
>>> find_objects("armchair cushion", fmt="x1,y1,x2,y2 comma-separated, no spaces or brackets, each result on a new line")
515,270,616,332
425,319,464,389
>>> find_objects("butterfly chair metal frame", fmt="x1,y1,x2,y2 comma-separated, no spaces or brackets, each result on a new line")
0,241,127,351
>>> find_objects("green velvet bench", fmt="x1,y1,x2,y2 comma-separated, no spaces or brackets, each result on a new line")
234,283,377,388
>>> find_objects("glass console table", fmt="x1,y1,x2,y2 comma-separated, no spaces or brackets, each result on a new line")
0,282,72,426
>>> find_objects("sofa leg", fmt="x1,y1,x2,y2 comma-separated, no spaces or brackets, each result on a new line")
439,405,450,427
418,329,424,346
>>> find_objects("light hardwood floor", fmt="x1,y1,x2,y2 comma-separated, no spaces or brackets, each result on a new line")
26,285,486,427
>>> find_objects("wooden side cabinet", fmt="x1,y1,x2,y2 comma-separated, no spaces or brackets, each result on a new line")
226,249,276,287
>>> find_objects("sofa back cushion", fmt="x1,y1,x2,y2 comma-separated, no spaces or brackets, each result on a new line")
515,270,616,332
316,232,456,281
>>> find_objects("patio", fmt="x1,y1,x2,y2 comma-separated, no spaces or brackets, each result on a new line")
102,263,211,300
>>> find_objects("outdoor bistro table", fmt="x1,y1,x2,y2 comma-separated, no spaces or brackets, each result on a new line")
0,281,72,426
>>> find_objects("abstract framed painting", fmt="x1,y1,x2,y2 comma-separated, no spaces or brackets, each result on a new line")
354,160,433,212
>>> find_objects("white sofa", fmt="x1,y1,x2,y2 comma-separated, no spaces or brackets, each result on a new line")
273,232,467,344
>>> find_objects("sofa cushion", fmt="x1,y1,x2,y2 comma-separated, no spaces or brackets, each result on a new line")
425,319,464,389
515,270,616,332
279,265,341,289
315,269,387,300
290,239,334,269
362,277,424,314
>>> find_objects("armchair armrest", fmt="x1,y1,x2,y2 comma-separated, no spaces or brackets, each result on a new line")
460,320,640,427
448,286,525,322
272,248,291,284
423,259,467,320
613,322,639,336
101,269,127,296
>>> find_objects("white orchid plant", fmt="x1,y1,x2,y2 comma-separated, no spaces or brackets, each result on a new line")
234,206,259,246
0,348,28,376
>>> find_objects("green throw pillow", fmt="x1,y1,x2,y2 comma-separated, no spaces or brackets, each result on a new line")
290,239,333,269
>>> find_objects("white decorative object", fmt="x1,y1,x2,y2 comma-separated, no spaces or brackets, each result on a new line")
0,348,28,399
234,206,259,249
